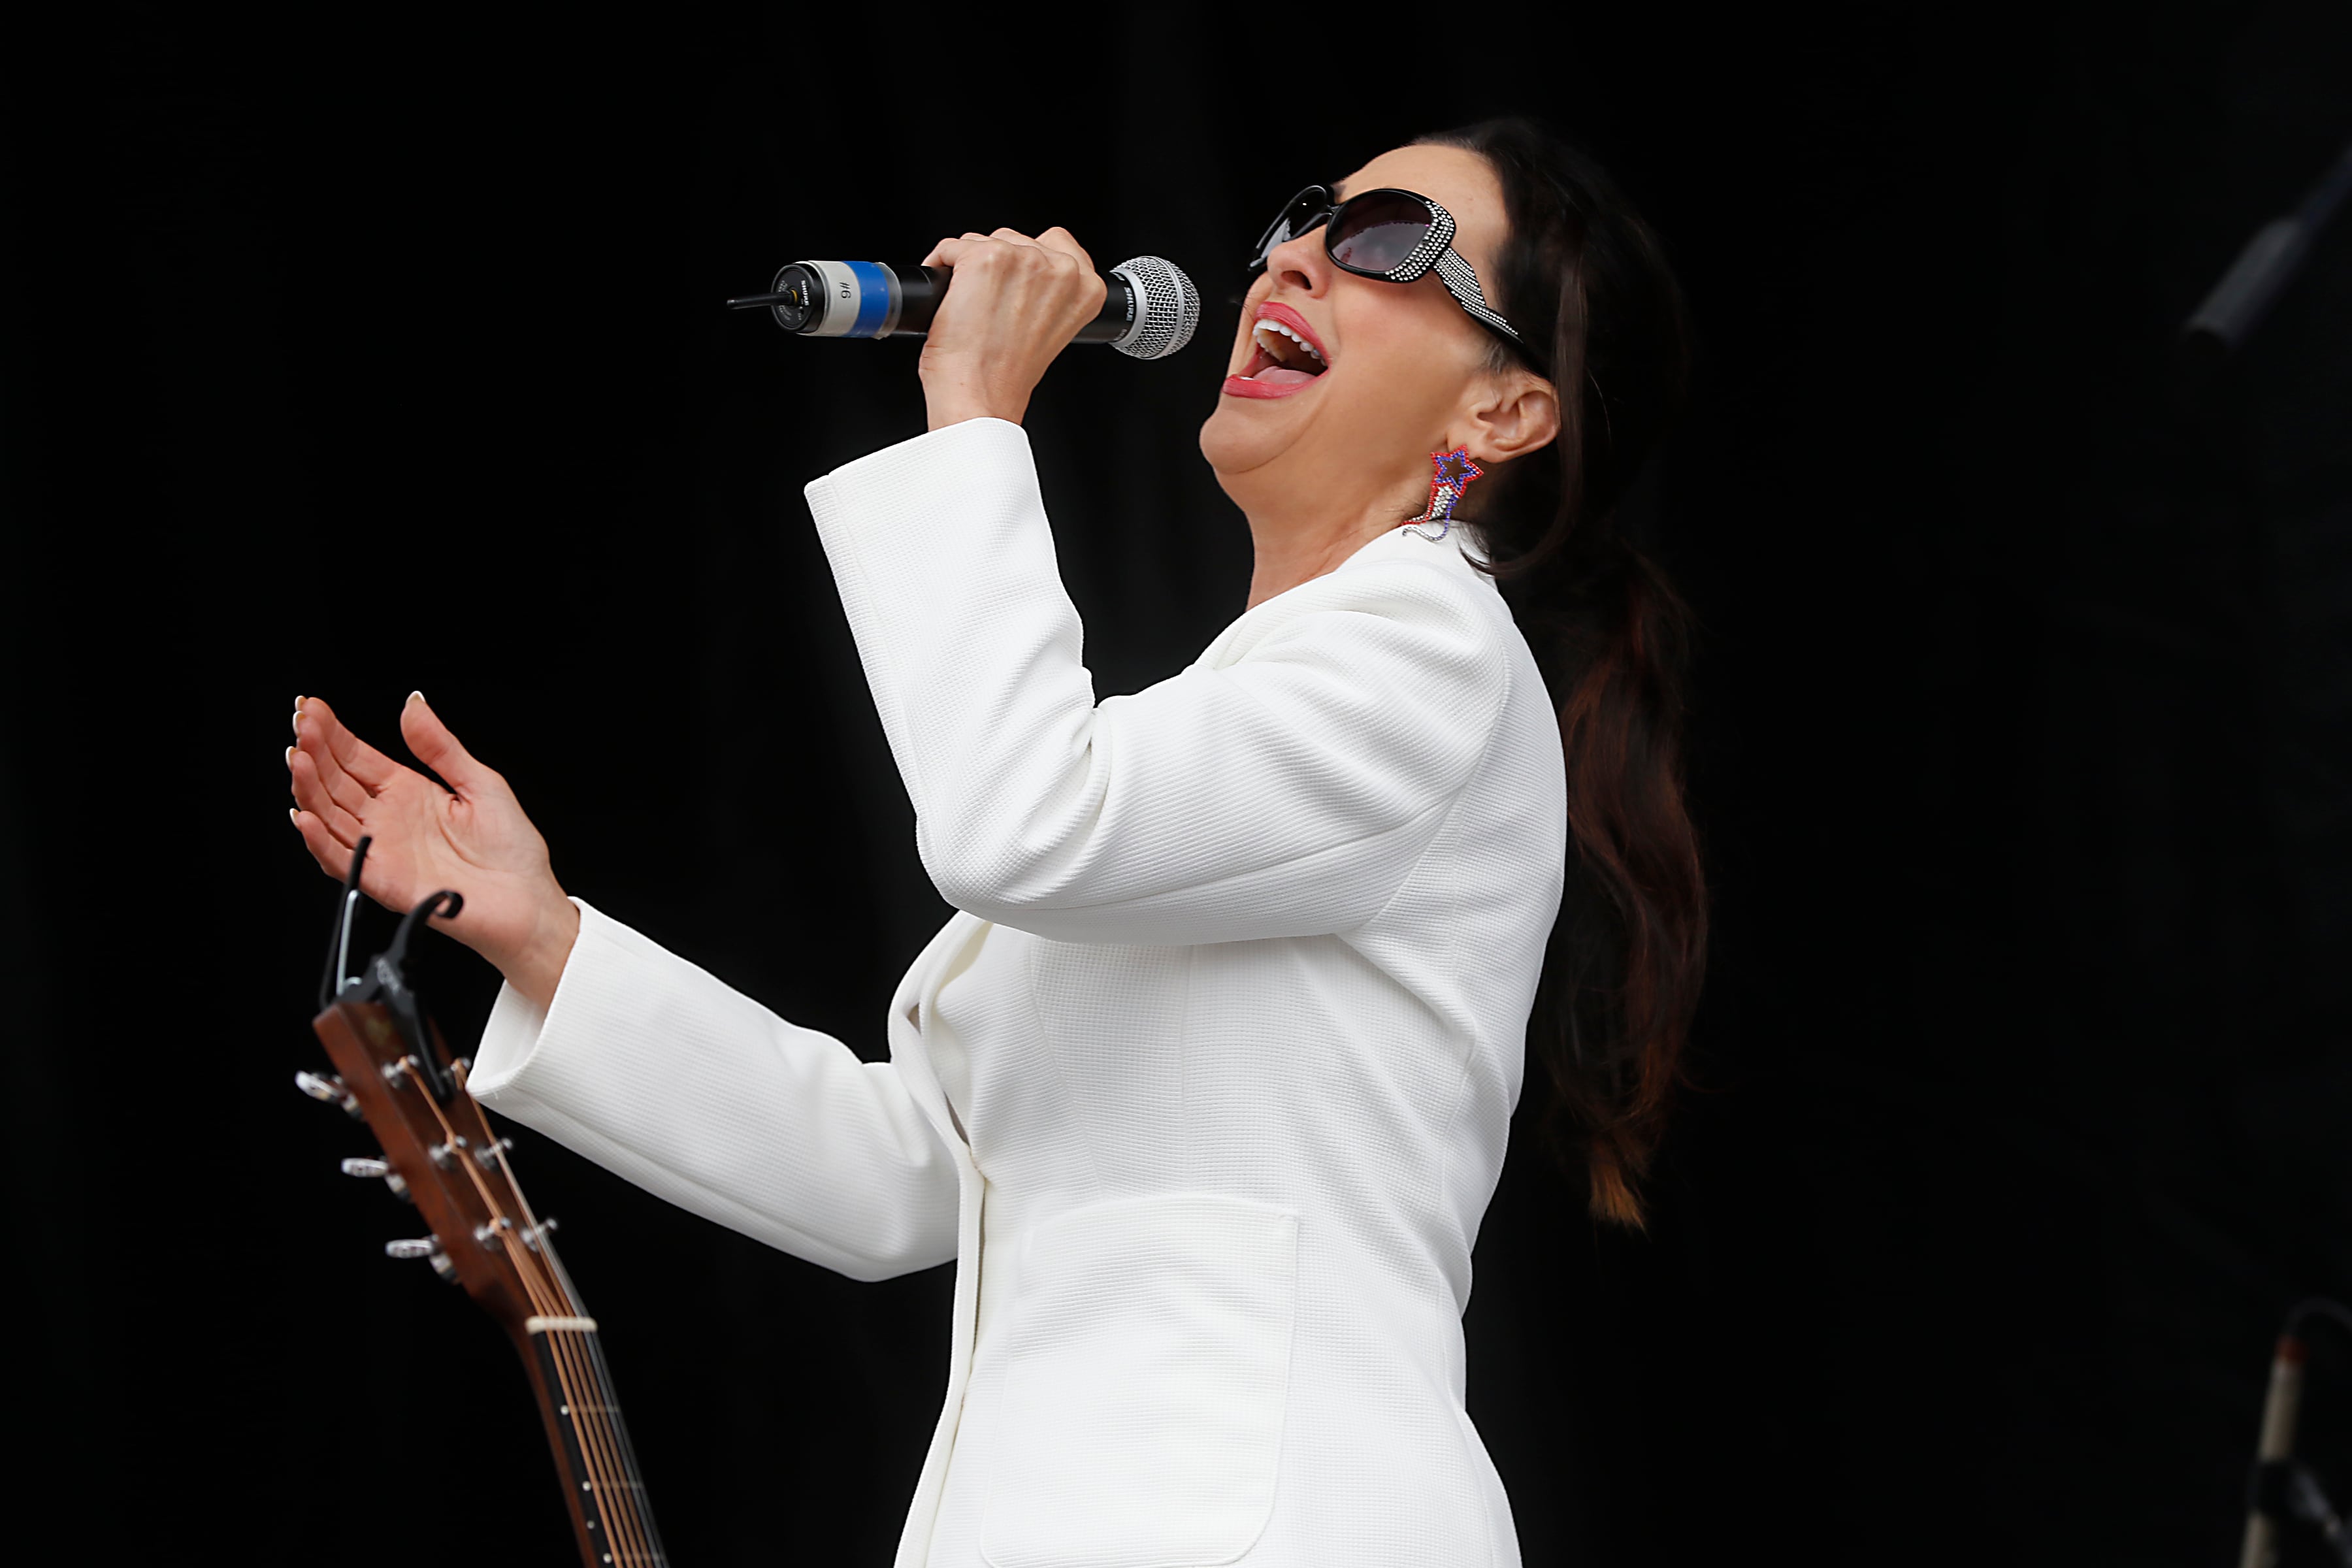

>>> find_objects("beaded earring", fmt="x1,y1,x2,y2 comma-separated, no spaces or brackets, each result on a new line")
1407,447,1484,541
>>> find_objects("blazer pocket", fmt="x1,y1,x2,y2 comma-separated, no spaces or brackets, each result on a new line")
981,1193,1300,1568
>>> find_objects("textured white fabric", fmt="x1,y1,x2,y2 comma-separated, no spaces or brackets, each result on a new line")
468,417,1567,1568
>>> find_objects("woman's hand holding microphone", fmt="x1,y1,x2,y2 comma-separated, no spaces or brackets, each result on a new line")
287,693,578,1011
917,225,1107,431
286,223,1088,998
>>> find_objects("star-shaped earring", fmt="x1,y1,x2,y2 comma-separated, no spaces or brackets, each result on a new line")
1408,446,1484,540
1433,449,1483,490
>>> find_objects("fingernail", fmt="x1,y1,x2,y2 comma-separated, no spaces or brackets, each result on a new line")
284,745,295,765
294,694,305,708
291,711,302,736
408,689,423,704
287,808,301,826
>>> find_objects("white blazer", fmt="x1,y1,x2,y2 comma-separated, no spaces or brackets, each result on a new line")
468,417,1569,1568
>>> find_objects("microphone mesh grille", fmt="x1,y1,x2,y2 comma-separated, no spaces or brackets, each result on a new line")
1109,256,1200,361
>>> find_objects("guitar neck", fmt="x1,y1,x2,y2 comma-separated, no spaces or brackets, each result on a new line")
453,1093,670,1568
518,1291,669,1568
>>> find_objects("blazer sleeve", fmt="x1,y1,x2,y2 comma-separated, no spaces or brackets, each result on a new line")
465,898,960,1283
803,417,1512,947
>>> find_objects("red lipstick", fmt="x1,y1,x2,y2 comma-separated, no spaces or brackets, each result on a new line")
1253,301,1329,362
1222,300,1331,400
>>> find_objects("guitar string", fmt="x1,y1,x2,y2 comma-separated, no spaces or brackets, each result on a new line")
479,1117,666,1564
589,1336,660,1560
549,1246,667,1565
430,1070,656,1568
458,1068,664,1566
406,1063,656,1568
398,1064,633,1563
409,1066,652,1568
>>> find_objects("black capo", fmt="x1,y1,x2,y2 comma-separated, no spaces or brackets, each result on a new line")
318,835,466,1102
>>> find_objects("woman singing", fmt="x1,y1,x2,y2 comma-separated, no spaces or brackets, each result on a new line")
285,117,1707,1567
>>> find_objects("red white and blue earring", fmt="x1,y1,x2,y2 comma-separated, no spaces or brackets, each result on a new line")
1407,447,1483,540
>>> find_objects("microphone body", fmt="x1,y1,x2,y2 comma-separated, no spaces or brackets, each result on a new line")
2240,1331,2308,1568
753,255,1198,360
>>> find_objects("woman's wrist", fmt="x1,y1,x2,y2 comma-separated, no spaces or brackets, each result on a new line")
921,369,1024,431
497,890,581,1013
925,397,1021,432
927,402,1004,432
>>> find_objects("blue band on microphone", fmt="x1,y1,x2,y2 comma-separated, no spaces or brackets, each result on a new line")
845,261,893,337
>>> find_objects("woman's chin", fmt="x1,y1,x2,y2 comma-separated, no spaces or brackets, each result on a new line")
1198,395,1298,478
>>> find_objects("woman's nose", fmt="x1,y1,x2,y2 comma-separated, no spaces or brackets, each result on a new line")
1265,233,1327,296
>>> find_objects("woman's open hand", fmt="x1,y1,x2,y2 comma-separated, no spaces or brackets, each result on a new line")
287,692,578,1009
917,226,1107,431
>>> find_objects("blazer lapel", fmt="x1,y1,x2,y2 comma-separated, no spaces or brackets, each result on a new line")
885,909,992,1157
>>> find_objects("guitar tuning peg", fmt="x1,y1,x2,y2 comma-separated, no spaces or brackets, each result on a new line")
386,1236,459,1284
470,1136,517,1169
340,1158,412,1200
295,1070,363,1119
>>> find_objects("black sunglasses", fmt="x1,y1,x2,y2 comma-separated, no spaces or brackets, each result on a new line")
1247,184,1543,369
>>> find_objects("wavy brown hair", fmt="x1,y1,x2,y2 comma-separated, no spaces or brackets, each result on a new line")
1416,118,1708,1228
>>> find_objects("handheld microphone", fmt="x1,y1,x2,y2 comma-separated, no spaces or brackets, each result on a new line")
2241,1330,2309,1568
726,255,1200,361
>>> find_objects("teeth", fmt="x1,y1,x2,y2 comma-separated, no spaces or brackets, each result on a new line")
1252,318,1326,365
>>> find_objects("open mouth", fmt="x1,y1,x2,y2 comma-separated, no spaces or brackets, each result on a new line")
1226,303,1330,396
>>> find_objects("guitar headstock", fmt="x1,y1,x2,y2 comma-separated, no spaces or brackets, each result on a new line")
296,837,572,1347
306,996,557,1339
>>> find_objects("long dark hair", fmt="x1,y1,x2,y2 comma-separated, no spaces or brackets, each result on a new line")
1415,118,1707,1228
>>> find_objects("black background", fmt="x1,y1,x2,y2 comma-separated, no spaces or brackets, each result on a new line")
6,3,2350,1563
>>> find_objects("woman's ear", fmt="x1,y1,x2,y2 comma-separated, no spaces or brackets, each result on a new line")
1458,373,1560,465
